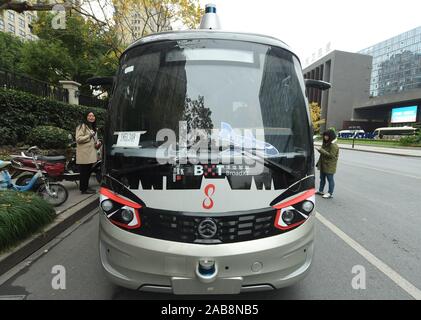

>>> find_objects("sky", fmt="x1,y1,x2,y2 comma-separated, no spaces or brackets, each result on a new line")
198,0,421,67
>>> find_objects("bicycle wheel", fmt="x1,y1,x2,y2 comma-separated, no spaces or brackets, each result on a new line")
37,183,69,207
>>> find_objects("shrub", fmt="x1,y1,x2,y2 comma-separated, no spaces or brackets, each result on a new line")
399,134,421,146
0,191,55,252
0,89,106,146
26,126,70,149
0,127,18,146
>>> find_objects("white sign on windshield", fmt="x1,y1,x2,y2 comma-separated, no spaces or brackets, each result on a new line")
115,131,145,148
124,66,134,74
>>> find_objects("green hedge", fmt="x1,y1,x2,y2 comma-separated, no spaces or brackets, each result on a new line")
0,191,56,252
0,88,107,146
27,126,70,149
0,127,18,146
399,134,421,146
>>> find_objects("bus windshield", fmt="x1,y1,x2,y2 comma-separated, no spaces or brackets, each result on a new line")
106,39,312,179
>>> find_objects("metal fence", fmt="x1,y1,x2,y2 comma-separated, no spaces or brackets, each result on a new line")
79,93,109,109
0,68,69,103
0,68,108,108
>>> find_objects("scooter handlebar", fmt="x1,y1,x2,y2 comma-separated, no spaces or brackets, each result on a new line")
27,146,40,154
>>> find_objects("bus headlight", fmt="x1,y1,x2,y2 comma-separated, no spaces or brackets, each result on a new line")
301,200,314,214
282,210,295,225
273,189,315,231
100,187,142,230
101,199,114,212
121,208,134,223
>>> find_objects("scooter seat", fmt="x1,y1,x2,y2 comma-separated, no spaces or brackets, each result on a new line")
38,155,66,162
0,160,11,169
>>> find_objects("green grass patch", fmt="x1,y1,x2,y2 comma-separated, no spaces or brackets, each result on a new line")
0,191,56,253
337,138,421,148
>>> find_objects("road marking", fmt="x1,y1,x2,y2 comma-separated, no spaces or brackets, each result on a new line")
316,211,421,300
341,161,421,180
0,295,26,300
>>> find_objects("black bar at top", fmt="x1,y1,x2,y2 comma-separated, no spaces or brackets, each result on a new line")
205,6,216,13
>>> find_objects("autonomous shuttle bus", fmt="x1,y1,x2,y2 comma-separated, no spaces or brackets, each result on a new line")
98,5,330,294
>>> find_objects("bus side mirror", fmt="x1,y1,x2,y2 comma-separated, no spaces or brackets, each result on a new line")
305,79,331,91
86,76,115,87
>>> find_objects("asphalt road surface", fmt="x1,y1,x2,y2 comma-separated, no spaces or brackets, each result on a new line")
0,149,420,300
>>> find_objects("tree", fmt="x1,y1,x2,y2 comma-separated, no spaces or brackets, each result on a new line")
0,0,61,12
87,0,204,46
15,12,117,93
1,0,204,92
0,32,24,71
1,0,204,47
309,102,321,134
19,39,74,84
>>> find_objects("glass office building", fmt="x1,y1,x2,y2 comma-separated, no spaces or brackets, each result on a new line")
360,26,421,97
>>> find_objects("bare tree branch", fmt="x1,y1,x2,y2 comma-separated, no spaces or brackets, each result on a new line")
0,0,69,13
72,6,108,26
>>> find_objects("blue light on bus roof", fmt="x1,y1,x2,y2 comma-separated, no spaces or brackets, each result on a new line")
205,4,217,14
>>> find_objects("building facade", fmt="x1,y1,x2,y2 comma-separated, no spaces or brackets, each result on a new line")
115,5,172,45
0,10,37,40
354,27,421,128
303,50,372,132
359,26,421,98
305,27,421,132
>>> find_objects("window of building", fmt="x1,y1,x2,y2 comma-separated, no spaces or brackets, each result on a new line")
8,11,15,21
0,18,4,30
8,23,15,33
19,29,25,37
19,17,25,28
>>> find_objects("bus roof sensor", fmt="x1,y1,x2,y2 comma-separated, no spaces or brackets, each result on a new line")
199,3,221,30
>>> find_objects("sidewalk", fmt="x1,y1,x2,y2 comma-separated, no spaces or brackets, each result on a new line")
314,141,421,158
0,177,100,275
55,177,100,215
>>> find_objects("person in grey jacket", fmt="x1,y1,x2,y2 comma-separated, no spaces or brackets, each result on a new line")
76,111,100,194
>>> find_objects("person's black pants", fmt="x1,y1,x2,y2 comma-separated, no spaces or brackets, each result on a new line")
79,164,93,192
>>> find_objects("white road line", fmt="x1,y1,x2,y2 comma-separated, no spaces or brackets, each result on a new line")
341,161,421,180
316,211,421,300
0,295,26,300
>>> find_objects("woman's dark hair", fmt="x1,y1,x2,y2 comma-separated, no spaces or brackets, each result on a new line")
80,111,97,132
322,129,336,145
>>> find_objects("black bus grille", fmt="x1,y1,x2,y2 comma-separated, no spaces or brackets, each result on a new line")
135,208,280,244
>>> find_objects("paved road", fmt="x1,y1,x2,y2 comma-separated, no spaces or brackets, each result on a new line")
0,149,420,300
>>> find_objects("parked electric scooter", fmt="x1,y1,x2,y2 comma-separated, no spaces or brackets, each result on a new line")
10,136,102,186
0,147,68,207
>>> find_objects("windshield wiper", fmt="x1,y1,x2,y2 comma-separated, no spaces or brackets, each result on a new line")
239,149,300,179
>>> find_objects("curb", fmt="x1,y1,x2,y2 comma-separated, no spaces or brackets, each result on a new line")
0,194,98,276
314,143,421,158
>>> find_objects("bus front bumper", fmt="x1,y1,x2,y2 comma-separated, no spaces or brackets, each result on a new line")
99,214,315,295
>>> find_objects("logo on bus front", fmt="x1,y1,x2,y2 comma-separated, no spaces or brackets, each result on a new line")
202,184,215,209
197,218,218,238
